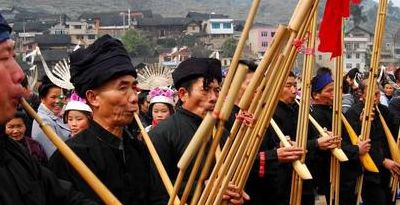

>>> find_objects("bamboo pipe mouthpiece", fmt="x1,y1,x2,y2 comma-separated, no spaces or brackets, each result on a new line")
178,113,216,169
331,148,349,162
292,160,313,180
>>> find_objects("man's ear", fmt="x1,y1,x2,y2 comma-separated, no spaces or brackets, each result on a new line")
178,87,188,103
85,90,100,109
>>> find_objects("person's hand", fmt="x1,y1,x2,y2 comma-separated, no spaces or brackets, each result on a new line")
357,139,371,155
276,146,304,163
222,183,250,205
317,131,340,150
383,158,400,176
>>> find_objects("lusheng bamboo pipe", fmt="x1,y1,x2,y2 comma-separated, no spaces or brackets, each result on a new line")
376,106,400,163
360,0,388,142
390,126,400,201
340,113,379,172
193,26,289,205
134,113,181,205
205,1,319,204
330,29,344,205
270,119,313,179
177,0,261,175
21,98,122,205
294,100,349,162
291,7,318,204
357,1,388,203
177,64,248,205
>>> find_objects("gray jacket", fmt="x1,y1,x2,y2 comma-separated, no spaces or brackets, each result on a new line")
32,103,70,158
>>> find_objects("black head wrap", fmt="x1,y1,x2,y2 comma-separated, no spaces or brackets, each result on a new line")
0,13,11,43
172,57,222,89
238,59,257,72
70,34,137,98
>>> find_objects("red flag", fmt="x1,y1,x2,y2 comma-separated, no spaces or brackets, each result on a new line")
318,0,362,59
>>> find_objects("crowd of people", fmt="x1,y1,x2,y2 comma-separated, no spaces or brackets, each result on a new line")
1,11,400,205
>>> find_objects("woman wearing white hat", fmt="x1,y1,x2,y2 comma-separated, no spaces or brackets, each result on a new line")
145,87,175,132
63,92,93,137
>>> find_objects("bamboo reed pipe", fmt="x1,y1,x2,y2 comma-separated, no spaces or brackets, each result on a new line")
179,139,208,205
376,106,400,163
360,0,388,141
330,28,344,205
310,114,349,161
340,113,379,173
21,98,122,205
178,0,262,175
133,113,181,205
213,0,261,114
212,8,316,204
177,113,215,170
270,119,313,179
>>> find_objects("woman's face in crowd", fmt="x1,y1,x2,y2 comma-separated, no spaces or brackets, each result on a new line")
67,110,90,136
383,84,394,97
5,117,26,141
42,87,64,115
152,103,171,124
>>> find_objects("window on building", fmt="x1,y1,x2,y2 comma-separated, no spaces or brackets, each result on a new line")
386,43,391,49
261,32,268,37
346,53,352,59
318,55,322,60
223,23,231,29
271,32,275,37
261,41,268,47
356,53,360,59
354,43,359,49
88,35,96,39
345,43,351,50
87,25,93,30
212,23,220,29
74,25,82,29
356,63,360,68
192,26,196,30
76,35,83,40
346,63,352,69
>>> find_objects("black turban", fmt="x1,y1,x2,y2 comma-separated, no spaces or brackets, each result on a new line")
70,34,137,98
0,13,11,43
172,58,222,89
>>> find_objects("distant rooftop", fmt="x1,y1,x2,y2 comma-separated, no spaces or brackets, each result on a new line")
13,21,57,33
35,34,71,46
186,11,229,20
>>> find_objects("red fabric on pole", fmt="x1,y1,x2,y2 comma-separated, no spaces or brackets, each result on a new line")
318,0,361,59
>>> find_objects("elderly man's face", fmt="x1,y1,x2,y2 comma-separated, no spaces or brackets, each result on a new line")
0,40,25,124
89,75,139,126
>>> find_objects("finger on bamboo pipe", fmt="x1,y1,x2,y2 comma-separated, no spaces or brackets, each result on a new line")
178,113,216,169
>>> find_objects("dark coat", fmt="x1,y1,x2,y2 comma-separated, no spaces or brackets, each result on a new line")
0,130,96,205
149,107,227,200
49,120,165,205
245,101,318,205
